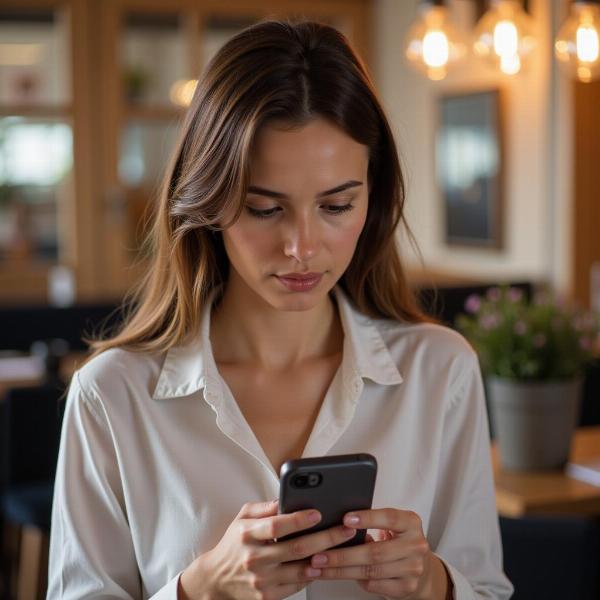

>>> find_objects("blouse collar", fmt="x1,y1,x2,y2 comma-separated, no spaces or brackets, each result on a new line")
152,284,403,400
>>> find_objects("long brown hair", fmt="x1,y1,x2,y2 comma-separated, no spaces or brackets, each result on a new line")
86,19,432,361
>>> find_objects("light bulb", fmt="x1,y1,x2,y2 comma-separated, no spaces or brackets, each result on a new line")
494,21,519,57
555,1,600,83
423,30,450,68
473,0,536,75
500,53,521,74
404,2,467,81
577,25,599,61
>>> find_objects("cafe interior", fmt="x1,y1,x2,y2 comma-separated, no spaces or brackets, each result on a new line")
1,0,600,598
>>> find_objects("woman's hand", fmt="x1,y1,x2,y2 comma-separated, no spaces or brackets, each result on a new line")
178,499,359,600
308,508,452,600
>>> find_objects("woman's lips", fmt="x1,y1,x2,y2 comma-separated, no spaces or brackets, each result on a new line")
275,273,323,292
278,272,322,279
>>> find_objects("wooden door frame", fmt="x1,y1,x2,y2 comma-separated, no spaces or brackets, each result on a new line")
573,79,600,309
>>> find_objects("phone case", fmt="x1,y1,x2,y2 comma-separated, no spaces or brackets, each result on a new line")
278,453,377,548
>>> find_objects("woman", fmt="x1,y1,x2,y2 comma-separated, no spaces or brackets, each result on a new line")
47,20,513,600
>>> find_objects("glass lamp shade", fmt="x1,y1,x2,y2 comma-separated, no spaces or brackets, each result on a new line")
555,1,600,83
473,0,536,75
404,3,467,81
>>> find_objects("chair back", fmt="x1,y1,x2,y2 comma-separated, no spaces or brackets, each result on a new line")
0,383,66,490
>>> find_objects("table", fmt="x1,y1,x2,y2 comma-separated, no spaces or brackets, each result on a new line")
492,426,600,517
0,352,87,397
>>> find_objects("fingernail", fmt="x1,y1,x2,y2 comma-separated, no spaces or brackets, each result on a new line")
343,526,357,537
308,510,321,523
307,567,322,577
312,554,328,566
345,514,360,525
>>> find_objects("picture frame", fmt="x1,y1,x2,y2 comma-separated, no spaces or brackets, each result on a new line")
436,89,504,249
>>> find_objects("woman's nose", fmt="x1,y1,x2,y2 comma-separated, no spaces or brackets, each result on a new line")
282,217,320,263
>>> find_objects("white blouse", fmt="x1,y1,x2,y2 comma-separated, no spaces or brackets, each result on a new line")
47,285,513,600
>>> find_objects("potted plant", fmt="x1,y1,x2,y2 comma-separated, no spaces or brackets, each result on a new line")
123,65,151,103
456,285,600,470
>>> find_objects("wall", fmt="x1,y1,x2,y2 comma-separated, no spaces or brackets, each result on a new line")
372,0,573,294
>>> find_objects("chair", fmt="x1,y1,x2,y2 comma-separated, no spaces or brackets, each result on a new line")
0,382,65,600
499,513,600,600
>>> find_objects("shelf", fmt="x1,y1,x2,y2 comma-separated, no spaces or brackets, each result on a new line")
0,104,73,118
124,104,185,121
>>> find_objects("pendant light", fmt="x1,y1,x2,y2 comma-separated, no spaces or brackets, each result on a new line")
473,0,536,75
555,0,600,83
404,0,467,81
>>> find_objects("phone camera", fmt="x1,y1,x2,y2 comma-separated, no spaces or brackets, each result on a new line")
292,475,308,488
292,472,322,488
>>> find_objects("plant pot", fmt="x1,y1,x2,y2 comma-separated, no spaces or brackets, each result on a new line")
487,376,584,470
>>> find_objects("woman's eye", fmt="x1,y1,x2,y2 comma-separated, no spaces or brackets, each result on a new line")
246,206,281,219
245,203,355,219
324,203,355,214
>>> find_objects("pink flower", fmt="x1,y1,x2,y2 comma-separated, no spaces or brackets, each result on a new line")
514,321,527,335
481,313,500,330
486,287,501,302
465,294,482,314
508,288,524,303
580,337,592,351
533,334,546,348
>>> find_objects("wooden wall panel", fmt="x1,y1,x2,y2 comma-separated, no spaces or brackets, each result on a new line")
574,80,600,309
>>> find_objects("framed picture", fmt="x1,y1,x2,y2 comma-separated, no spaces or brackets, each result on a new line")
436,89,504,248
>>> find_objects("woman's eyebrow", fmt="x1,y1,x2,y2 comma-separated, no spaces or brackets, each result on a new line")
246,180,363,199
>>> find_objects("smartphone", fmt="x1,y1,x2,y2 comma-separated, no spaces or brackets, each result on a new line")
278,453,377,548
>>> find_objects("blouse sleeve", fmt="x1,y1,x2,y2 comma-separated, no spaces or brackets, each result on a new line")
47,372,184,600
426,351,514,600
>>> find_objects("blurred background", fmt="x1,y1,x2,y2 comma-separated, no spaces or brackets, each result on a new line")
1,0,600,599
0,0,598,310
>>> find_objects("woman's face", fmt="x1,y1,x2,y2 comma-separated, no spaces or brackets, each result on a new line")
221,117,370,312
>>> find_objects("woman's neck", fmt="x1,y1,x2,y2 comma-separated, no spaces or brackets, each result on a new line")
209,279,343,372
